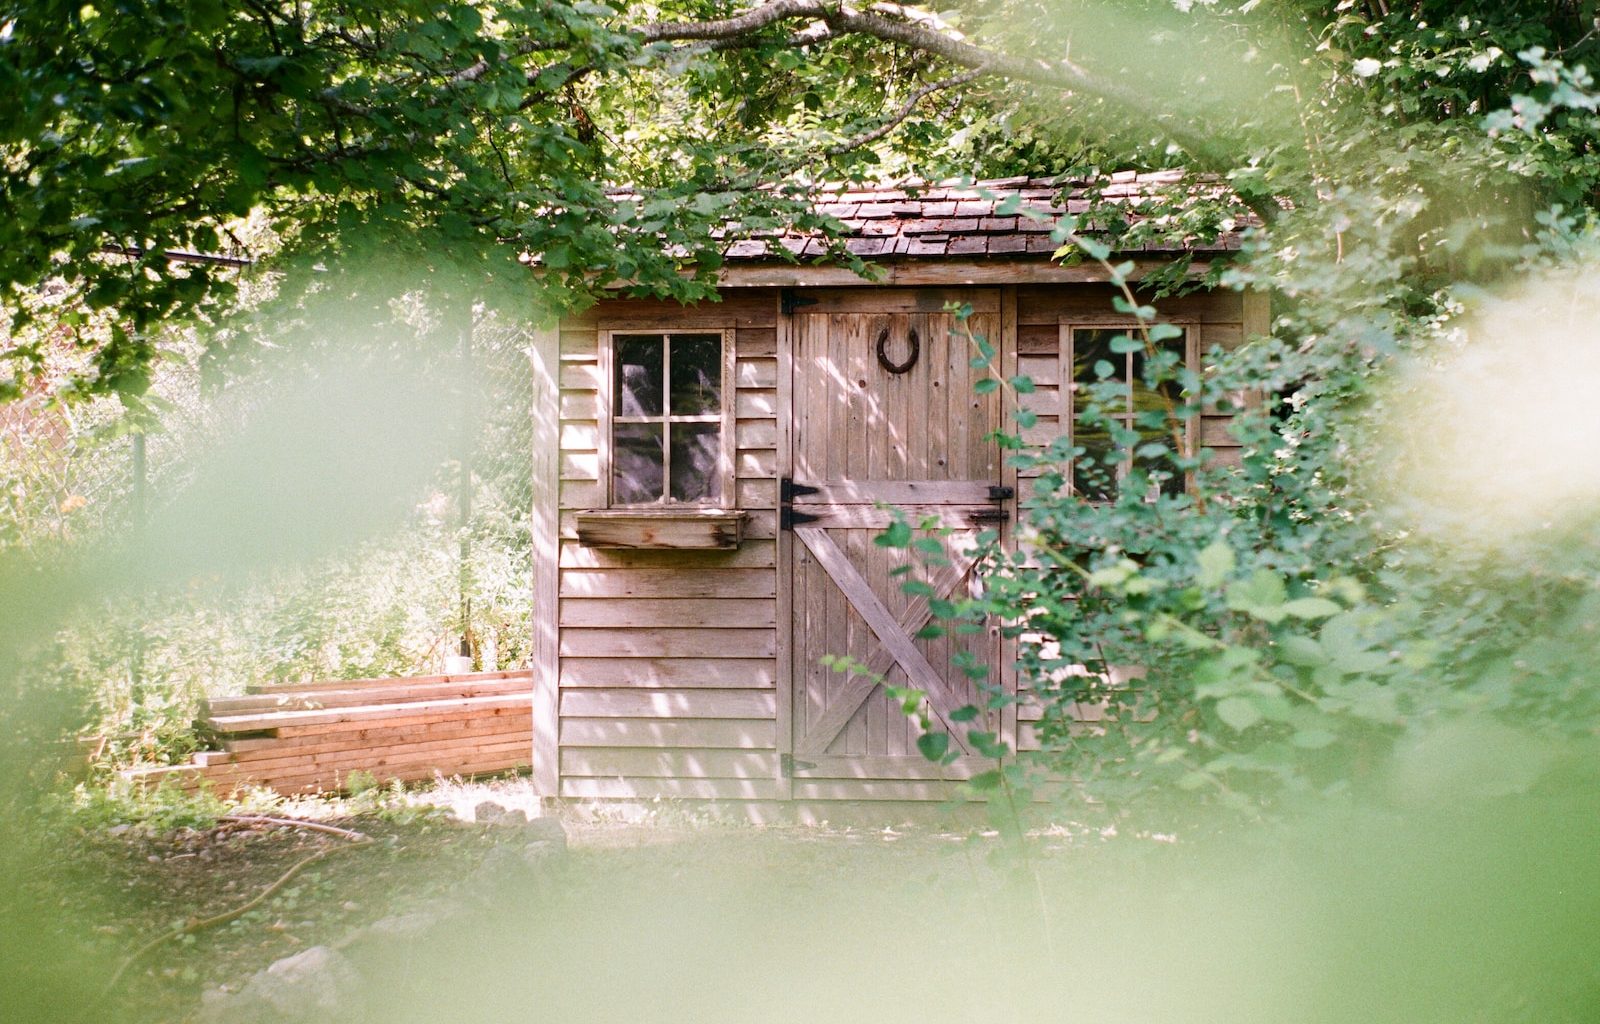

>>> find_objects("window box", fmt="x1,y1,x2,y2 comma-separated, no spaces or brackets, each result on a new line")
574,508,749,550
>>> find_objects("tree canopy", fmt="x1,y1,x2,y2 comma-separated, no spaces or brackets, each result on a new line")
5,0,1599,400
8,0,1600,811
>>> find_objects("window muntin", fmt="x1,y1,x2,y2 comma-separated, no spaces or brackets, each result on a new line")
606,330,730,506
1068,325,1192,501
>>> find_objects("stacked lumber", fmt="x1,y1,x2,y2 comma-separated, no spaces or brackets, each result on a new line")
119,671,534,796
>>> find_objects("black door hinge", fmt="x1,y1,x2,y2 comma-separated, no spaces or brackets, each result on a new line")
970,508,1011,523
781,754,817,778
780,288,819,315
987,484,1015,501
780,478,822,502
781,507,822,530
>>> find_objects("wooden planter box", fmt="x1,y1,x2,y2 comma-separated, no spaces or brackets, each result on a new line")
575,508,748,550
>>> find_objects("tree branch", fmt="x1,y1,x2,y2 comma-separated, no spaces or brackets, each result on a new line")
636,1,1239,173
826,67,985,156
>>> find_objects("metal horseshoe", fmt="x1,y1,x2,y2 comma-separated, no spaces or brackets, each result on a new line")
876,326,919,374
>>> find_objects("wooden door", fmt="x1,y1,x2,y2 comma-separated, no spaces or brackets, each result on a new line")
787,296,1007,787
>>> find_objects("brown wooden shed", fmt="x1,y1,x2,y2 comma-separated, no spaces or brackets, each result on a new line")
526,173,1265,814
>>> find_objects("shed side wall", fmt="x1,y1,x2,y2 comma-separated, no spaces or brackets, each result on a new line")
551,282,1260,798
555,291,783,800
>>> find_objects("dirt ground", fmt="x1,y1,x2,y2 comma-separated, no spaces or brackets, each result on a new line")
25,777,1023,1024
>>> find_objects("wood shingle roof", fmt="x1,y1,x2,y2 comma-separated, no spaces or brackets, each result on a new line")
719,171,1246,262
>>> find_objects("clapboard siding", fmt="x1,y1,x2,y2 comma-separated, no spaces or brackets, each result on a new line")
560,718,776,748
560,688,776,719
560,598,776,628
561,777,786,800
1016,284,1242,325
561,748,780,779
559,539,776,568
546,282,1260,803
561,657,776,688
556,292,782,800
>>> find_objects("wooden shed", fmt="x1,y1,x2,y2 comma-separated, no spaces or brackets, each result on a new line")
526,173,1265,813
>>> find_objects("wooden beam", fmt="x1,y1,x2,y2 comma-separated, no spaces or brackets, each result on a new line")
530,323,562,798
774,291,795,800
595,258,1214,290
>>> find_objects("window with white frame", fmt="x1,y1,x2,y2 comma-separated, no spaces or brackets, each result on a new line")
1066,324,1195,501
603,329,734,506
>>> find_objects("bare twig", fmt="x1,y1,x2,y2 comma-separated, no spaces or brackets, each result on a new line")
98,818,371,999
217,814,370,841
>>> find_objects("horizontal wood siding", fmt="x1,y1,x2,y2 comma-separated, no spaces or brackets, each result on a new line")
557,290,781,800
1013,284,1255,495
550,282,1259,802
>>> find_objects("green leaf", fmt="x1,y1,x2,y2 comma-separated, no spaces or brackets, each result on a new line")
1077,237,1110,260
1282,597,1342,620
967,729,1009,758
1109,333,1143,354
1009,374,1036,393
1291,729,1338,749
916,731,950,762
949,704,979,723
1196,539,1235,588
1277,635,1327,667
974,377,999,394
1227,570,1288,623
1216,696,1263,731
968,769,1004,791
875,519,912,548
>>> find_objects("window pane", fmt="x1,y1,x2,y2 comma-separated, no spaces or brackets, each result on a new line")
669,423,721,503
614,423,664,504
1072,424,1118,501
1072,329,1125,387
615,334,664,416
1131,329,1186,411
670,334,722,416
1134,423,1185,497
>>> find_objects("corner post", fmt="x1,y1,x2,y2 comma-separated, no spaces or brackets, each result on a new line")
529,323,561,799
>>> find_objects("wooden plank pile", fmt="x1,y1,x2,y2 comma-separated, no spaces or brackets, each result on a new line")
118,671,534,796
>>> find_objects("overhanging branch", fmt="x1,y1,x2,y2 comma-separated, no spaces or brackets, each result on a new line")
636,1,1238,173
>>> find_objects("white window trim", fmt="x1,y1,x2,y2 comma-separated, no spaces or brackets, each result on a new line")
597,325,737,509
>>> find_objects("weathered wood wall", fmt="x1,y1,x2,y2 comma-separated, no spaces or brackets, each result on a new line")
555,291,784,800
551,282,1265,799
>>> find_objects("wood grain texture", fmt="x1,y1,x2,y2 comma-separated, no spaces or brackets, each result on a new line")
560,748,780,779
558,627,776,658
559,717,776,749
559,688,776,719
559,567,776,599
560,598,776,628
559,538,776,568
531,324,562,796
560,657,776,689
574,509,747,550
559,776,785,800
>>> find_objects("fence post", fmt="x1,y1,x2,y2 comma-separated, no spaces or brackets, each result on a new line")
129,430,147,704
458,323,474,668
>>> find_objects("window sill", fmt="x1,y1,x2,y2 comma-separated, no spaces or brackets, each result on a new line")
575,508,748,550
